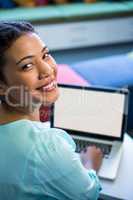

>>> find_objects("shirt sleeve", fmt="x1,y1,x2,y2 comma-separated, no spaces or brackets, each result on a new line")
34,128,101,200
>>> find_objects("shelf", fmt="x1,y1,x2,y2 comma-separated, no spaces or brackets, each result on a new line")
0,2,133,23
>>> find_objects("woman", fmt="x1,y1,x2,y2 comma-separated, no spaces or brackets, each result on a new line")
0,21,103,200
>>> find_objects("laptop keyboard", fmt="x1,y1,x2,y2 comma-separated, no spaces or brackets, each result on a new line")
74,139,112,158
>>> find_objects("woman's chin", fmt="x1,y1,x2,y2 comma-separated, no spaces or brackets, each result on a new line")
31,86,59,105
35,87,59,106
42,89,59,105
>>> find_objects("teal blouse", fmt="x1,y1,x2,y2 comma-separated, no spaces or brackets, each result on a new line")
0,119,101,200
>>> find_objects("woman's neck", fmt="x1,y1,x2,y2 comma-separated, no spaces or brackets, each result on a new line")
0,103,40,125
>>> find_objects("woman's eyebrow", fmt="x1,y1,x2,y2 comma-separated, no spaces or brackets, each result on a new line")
16,55,34,65
16,46,48,65
41,46,48,52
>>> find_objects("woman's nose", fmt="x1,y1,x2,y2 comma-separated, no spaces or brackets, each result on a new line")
38,62,53,80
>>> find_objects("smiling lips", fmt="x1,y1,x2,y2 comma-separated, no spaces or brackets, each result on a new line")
37,80,57,92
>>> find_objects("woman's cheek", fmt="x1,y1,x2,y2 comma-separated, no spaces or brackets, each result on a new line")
49,56,58,79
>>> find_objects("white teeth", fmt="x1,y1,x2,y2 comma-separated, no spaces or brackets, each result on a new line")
42,81,56,91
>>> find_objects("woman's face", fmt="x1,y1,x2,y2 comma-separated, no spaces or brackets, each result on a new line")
2,33,59,109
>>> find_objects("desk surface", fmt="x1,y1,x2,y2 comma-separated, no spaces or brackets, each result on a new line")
100,134,133,200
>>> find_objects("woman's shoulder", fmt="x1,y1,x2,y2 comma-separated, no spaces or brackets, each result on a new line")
0,119,63,139
30,120,76,150
0,119,76,150
27,120,76,151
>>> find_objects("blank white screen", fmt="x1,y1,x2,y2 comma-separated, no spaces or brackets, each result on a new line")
54,87,125,138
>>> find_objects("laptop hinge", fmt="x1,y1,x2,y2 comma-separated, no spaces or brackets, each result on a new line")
71,135,117,145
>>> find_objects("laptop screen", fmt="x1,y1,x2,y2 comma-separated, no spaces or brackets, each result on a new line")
52,85,128,140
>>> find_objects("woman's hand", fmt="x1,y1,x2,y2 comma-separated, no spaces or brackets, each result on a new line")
80,146,103,172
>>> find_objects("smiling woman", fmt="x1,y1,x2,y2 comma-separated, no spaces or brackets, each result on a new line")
0,21,102,200
0,25,59,118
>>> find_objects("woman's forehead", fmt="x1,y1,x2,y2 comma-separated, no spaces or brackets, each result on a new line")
5,33,46,60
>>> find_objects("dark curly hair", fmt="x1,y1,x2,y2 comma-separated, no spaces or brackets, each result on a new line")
0,21,35,83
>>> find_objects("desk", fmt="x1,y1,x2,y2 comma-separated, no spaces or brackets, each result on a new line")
100,134,133,200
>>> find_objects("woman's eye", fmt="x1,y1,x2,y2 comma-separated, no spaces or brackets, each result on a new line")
21,63,33,71
42,52,50,60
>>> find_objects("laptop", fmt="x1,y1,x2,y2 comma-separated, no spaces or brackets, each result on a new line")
51,84,129,180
